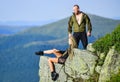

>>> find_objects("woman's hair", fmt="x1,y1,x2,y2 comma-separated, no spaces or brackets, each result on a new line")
69,36,78,48
68,36,77,59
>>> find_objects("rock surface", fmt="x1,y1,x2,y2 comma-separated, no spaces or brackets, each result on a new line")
64,49,98,81
39,56,67,82
39,44,120,82
98,47,120,82
39,47,98,82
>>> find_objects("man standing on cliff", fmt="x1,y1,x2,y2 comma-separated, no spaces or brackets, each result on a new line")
68,4,92,49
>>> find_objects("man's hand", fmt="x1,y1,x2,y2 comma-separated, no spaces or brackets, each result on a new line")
69,33,72,38
87,32,91,37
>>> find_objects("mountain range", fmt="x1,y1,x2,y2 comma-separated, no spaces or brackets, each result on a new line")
0,19,57,35
0,14,120,82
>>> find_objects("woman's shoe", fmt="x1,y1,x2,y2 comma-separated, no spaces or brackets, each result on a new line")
35,51,43,56
51,72,59,81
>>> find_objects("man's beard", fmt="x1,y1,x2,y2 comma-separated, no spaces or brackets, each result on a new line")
75,11,80,15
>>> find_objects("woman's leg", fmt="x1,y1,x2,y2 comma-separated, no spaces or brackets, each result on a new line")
48,58,59,81
44,49,62,58
48,58,58,72
43,49,58,54
35,48,63,57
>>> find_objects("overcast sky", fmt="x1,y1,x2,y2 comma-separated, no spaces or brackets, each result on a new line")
0,0,120,21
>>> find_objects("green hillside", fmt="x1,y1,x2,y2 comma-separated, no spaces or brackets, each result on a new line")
93,24,120,66
18,14,120,39
0,25,31,34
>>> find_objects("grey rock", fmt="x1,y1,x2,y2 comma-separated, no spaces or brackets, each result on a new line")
98,47,120,82
95,65,102,73
39,44,120,82
39,56,67,82
39,48,98,82
87,43,95,52
65,49,98,81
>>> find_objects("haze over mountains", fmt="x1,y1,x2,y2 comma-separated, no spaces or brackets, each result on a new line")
15,14,120,40
0,14,120,82
0,19,57,35
0,14,120,36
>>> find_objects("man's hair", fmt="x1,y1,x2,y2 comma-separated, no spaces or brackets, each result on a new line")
73,4,79,9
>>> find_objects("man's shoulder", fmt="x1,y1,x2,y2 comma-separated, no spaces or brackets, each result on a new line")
81,11,90,19
70,12,86,16
69,14,75,19
70,13,75,17
81,11,88,16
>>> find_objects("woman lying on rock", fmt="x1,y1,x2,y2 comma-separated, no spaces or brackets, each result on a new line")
35,36,77,81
